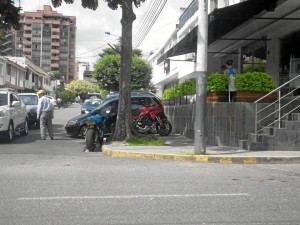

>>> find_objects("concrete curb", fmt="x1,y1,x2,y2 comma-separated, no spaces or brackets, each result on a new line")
102,147,300,164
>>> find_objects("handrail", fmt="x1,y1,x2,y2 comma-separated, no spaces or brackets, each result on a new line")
254,74,300,141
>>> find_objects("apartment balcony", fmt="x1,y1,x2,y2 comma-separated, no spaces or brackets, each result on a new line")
51,56,59,61
23,47,31,52
51,34,60,39
52,27,60,32
2,47,12,53
24,26,32,31
178,0,198,29
24,40,31,45
51,42,60,47
51,49,60,54
5,33,12,39
2,40,12,46
24,33,32,38
51,63,59,68
52,20,61,25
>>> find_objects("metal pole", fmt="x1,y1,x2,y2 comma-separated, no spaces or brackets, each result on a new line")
194,0,208,155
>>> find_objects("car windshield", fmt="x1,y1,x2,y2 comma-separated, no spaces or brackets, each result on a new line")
19,95,38,105
83,99,101,107
0,93,8,106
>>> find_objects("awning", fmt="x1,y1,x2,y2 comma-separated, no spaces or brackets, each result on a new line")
157,0,279,64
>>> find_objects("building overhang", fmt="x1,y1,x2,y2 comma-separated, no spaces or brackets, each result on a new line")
157,0,300,63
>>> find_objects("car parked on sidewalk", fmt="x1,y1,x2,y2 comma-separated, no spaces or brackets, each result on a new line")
0,88,29,142
18,93,39,127
65,94,163,138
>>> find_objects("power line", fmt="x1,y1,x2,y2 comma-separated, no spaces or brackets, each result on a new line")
133,0,161,44
76,38,119,57
133,0,168,49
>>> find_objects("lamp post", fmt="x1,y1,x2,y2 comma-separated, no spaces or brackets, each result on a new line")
105,31,122,46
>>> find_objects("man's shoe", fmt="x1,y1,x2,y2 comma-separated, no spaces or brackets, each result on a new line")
41,138,46,140
51,137,54,140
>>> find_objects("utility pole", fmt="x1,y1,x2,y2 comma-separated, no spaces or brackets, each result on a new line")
194,0,208,155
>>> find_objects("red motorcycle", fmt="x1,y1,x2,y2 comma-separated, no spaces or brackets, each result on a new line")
132,105,172,136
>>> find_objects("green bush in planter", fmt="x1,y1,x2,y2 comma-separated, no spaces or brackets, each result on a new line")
206,72,229,92
234,71,276,92
162,88,175,100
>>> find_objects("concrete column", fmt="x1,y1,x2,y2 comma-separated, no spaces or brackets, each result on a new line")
266,37,280,86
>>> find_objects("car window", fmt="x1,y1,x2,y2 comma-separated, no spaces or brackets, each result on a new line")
19,95,38,105
0,93,8,106
99,100,118,115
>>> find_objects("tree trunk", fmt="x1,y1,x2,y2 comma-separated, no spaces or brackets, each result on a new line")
111,0,136,141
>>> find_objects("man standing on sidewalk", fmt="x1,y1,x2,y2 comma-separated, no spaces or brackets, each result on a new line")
37,90,54,140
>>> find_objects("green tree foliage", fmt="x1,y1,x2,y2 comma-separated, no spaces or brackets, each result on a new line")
50,71,61,81
0,0,21,39
57,90,75,103
65,80,100,96
94,49,152,92
0,0,21,29
93,54,120,91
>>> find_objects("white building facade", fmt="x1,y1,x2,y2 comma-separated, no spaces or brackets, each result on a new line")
149,0,300,97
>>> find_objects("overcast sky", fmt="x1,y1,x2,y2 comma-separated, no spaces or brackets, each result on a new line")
19,0,193,66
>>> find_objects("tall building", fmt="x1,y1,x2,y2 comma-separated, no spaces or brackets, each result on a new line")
11,5,76,83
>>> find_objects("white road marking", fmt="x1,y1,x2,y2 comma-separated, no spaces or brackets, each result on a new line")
18,193,249,201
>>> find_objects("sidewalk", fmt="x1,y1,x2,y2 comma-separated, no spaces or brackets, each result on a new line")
102,134,300,164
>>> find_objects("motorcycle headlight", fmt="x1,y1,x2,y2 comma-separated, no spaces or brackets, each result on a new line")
84,110,90,113
67,120,77,126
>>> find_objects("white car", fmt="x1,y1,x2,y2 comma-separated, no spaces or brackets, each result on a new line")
0,88,29,142
45,95,57,107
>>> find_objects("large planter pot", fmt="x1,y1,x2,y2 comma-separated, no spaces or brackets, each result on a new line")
235,91,277,103
207,91,229,103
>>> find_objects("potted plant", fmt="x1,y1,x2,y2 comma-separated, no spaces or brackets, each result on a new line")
234,71,277,102
206,72,229,102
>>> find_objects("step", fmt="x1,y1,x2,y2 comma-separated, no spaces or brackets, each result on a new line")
284,120,300,130
239,138,270,151
247,141,269,151
239,139,247,150
291,113,300,121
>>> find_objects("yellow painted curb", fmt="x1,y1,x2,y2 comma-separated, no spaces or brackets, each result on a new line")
102,147,300,164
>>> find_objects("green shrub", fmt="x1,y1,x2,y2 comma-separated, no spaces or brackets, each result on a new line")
58,90,75,102
162,79,196,100
182,79,196,95
206,72,229,92
162,88,175,100
235,71,276,92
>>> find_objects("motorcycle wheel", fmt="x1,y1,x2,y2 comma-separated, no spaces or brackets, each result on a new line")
157,120,172,136
86,129,96,151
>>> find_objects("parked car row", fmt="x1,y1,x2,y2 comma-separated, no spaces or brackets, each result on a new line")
0,88,59,143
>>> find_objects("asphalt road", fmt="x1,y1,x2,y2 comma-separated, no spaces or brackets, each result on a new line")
0,104,299,225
